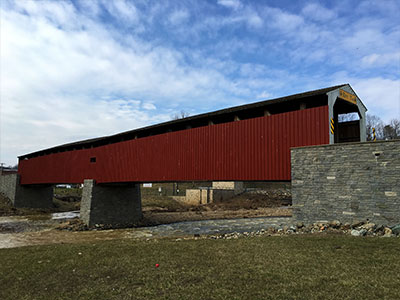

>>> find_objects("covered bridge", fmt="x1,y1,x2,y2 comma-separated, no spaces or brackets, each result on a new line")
18,83,366,185
2,84,367,225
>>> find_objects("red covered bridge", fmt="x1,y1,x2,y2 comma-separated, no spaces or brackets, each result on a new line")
4,84,367,226
18,84,366,185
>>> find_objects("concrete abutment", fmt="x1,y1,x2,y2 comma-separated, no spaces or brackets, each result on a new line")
0,174,53,208
291,140,400,226
80,179,142,227
212,181,244,195
184,181,245,205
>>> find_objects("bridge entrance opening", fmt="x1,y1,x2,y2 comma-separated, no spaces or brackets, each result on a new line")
334,99,363,143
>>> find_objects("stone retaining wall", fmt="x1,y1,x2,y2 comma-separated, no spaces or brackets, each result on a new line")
0,174,53,208
0,173,19,203
291,140,400,226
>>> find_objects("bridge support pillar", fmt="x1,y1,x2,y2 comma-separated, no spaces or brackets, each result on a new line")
212,181,244,195
80,179,142,227
0,174,53,208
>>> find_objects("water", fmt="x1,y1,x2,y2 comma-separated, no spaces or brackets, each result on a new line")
0,214,292,249
51,211,80,220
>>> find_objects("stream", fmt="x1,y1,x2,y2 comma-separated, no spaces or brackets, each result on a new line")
0,212,291,249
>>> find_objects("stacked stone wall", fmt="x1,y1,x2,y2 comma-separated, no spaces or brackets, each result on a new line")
291,140,400,226
0,173,18,203
81,180,142,226
0,174,53,208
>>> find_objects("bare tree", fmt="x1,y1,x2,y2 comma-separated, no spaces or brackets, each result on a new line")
365,114,400,141
383,119,400,140
390,119,400,136
171,110,190,120
366,114,384,141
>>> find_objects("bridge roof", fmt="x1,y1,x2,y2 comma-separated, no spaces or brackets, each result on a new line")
20,84,350,159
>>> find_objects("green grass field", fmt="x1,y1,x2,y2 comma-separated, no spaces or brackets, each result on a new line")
1,235,399,300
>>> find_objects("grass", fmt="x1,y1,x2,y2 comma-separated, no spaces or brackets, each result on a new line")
1,235,399,300
53,187,82,197
141,195,189,211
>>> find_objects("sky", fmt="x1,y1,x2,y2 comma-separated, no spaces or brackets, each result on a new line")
1,0,399,166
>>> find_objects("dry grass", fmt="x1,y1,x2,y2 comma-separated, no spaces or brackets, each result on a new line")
1,235,399,300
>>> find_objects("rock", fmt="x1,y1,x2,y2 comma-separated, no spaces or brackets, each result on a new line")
362,223,376,231
383,227,393,237
391,224,400,236
296,222,304,229
384,227,392,234
329,220,341,228
351,229,367,236
351,221,364,228
351,221,365,228
341,223,351,230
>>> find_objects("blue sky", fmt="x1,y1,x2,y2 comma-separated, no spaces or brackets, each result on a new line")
1,0,399,165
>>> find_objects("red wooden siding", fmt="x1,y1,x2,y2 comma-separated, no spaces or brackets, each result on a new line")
18,106,329,184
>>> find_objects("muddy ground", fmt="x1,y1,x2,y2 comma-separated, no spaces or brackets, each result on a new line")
141,191,292,225
0,190,292,248
0,187,292,231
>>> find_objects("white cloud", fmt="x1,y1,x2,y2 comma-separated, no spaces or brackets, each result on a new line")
264,7,304,32
302,3,336,22
342,29,386,52
102,0,139,23
76,0,101,17
0,1,266,165
227,8,264,29
217,0,242,10
142,102,157,110
361,52,400,68
256,91,273,100
168,9,190,25
11,0,79,29
196,5,263,30
352,78,400,122
246,11,263,28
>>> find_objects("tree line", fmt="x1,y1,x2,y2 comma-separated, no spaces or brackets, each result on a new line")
366,114,400,141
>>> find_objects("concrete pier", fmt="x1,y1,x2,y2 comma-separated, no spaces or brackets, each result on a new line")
0,174,53,208
80,179,142,227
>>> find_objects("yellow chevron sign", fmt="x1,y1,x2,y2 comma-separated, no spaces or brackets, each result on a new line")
339,89,357,105
372,127,376,141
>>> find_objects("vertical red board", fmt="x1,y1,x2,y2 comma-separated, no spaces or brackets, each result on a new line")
19,106,329,184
